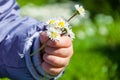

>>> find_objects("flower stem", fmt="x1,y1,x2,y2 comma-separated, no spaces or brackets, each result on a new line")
30,43,47,56
67,11,78,22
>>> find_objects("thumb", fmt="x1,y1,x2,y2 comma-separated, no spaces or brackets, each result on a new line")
40,31,49,44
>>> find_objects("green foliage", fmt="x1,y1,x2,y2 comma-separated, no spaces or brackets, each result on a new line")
17,0,120,19
17,0,47,6
0,78,9,80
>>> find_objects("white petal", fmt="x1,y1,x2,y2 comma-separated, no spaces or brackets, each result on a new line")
75,4,80,10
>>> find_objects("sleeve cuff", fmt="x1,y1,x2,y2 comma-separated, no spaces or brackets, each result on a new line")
24,32,44,80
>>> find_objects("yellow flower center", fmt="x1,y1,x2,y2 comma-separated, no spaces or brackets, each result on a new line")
49,20,55,24
51,32,58,38
78,7,84,13
58,21,65,28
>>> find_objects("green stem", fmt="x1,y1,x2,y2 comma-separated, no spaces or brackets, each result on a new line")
44,73,47,80
67,11,78,22
30,43,47,56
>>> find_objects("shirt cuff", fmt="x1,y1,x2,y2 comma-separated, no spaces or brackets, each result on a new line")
24,32,44,80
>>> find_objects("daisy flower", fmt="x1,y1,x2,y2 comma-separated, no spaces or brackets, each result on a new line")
67,4,86,22
57,19,69,28
68,29,75,39
64,27,75,39
47,18,56,25
46,26,61,41
75,4,85,17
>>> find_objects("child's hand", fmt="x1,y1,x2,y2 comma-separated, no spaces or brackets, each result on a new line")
40,31,73,76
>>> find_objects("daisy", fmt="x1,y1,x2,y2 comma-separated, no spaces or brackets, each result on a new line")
47,18,56,25
47,26,61,41
75,4,85,17
56,18,69,28
67,4,86,22
64,27,75,39
68,29,75,39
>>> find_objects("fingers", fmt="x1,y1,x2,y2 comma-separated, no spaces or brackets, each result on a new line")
47,36,72,48
40,31,49,43
43,53,69,68
42,62,64,76
44,45,73,57
40,32,72,48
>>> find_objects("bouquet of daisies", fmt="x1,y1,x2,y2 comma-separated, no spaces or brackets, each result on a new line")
31,4,85,56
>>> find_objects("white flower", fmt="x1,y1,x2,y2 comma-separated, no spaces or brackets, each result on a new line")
68,29,75,39
47,18,56,25
47,18,69,28
47,26,61,41
46,17,75,40
64,27,75,39
75,4,85,17
54,18,69,29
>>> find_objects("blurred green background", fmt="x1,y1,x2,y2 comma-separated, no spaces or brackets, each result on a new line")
1,0,120,80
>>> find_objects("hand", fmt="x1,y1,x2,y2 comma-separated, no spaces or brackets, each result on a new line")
40,31,73,76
